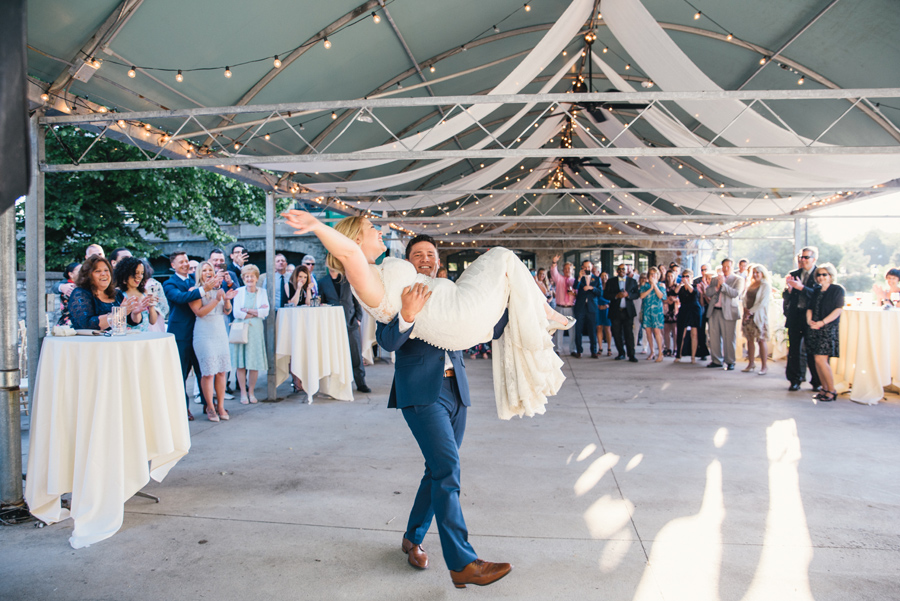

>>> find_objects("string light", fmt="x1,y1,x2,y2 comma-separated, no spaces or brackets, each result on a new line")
726,33,733,40
117,119,125,127
759,56,767,65
524,3,531,11
624,63,631,70
323,37,332,49
91,57,101,69
694,11,702,20
430,65,436,73
264,133,270,140
273,56,282,68
128,66,136,78
224,66,232,78
585,31,596,43
602,46,608,53
493,25,500,33
175,69,183,82
40,93,49,102
331,111,337,120
797,76,805,85
371,11,380,23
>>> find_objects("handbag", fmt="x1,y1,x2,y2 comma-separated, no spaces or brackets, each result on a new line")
228,321,249,344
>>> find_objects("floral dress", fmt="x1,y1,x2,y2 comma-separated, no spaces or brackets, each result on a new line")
640,283,666,329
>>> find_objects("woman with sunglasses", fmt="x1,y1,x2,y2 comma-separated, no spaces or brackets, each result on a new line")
806,263,845,402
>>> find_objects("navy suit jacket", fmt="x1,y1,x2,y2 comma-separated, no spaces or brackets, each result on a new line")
376,310,509,410
574,274,602,312
163,274,203,341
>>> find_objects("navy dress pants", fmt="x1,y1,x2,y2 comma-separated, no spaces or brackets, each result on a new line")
401,377,478,572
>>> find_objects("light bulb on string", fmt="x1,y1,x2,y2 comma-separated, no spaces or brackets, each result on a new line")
726,33,733,41
624,63,631,70
694,11,702,20
493,25,500,33
128,66,136,78
264,133,270,141
117,119,125,127
273,56,282,68
797,76,805,85
602,46,608,53
224,66,232,78
331,111,337,120
323,37,332,49
524,3,531,11
430,65,436,73
91,57,101,69
40,93,49,102
175,69,183,82
372,11,380,23
759,56,767,65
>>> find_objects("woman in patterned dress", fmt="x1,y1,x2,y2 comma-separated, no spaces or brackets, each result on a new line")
807,263,845,402
230,264,269,404
191,261,238,421
640,267,667,362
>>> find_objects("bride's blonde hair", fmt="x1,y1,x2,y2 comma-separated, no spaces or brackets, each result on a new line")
325,215,367,275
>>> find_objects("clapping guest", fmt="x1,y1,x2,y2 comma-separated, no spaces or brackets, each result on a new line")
287,265,313,306
662,270,679,356
191,261,237,421
230,264,269,404
54,262,80,326
114,256,159,332
70,255,141,330
141,259,169,330
674,269,703,363
640,267,666,362
535,268,552,304
873,268,900,306
741,264,773,375
807,263,845,402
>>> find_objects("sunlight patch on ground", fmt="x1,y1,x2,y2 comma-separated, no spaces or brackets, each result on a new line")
626,454,644,471
713,427,729,448
574,453,619,496
577,443,597,462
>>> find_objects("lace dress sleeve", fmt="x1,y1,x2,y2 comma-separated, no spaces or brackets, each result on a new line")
70,287,102,330
350,258,417,324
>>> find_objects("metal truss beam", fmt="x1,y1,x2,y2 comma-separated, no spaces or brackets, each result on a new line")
302,186,883,198
40,143,900,173
39,89,900,124
365,213,874,224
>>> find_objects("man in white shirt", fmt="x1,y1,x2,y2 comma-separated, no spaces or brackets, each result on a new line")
375,235,511,589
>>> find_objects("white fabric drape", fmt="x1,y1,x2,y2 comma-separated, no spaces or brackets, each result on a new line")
260,0,594,174
601,0,900,186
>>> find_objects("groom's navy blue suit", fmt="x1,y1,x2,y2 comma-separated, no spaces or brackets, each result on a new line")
163,274,209,412
377,312,507,571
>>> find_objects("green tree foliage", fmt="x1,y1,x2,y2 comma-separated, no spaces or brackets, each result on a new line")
18,126,275,270
859,231,892,266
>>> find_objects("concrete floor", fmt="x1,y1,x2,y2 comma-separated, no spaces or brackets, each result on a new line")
3,347,900,601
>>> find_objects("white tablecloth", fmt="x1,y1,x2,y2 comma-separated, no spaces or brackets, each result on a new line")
275,306,354,401
832,308,900,404
25,332,190,548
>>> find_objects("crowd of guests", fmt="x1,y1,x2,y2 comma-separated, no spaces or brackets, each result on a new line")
56,242,370,423
535,245,887,403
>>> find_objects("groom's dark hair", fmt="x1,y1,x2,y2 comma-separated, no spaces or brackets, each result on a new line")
405,234,437,259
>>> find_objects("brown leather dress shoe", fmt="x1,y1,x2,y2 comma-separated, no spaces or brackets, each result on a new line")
449,559,512,589
401,537,429,570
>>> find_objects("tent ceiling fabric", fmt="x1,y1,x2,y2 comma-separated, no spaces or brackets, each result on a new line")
26,0,900,246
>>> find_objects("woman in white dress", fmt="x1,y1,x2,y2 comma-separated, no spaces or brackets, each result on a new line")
282,210,574,419
191,261,237,421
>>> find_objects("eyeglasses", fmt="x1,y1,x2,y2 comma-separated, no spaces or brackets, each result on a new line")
798,255,813,260
815,273,829,278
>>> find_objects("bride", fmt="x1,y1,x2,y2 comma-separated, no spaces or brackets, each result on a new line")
282,210,574,419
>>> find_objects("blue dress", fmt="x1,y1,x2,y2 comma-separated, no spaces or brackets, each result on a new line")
640,283,666,329
596,294,611,327
69,287,127,330
230,289,268,371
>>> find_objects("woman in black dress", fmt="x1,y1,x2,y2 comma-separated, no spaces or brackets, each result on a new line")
674,269,703,363
806,262,845,402
662,270,679,357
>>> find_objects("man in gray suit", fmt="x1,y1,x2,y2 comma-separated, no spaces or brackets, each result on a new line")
704,258,745,370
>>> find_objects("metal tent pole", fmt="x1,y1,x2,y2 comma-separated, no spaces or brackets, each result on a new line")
25,114,45,416
0,201,23,506
265,191,277,401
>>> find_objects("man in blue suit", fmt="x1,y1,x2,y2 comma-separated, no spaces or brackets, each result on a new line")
572,259,603,358
376,235,511,590
163,251,217,421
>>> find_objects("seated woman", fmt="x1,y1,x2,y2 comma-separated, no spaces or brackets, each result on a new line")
807,263,845,402
114,256,159,332
70,255,142,330
873,268,900,307
282,210,572,418
230,264,269,404
287,265,313,306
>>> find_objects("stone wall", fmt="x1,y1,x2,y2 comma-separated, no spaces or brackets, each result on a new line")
15,272,63,326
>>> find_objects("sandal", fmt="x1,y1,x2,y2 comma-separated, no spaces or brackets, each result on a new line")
218,410,230,421
206,407,220,422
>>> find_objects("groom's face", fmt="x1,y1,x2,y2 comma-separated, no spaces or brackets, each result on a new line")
407,241,439,278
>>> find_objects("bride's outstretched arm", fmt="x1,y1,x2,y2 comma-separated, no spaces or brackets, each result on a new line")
282,210,385,308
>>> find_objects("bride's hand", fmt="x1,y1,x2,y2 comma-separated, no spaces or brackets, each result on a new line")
282,210,322,235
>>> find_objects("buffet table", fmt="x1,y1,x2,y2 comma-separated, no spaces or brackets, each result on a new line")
832,308,900,404
25,332,190,549
274,306,354,401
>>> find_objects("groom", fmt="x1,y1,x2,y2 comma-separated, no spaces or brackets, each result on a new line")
376,234,511,589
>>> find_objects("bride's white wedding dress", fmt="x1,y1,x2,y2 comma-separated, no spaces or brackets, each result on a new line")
354,247,565,419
